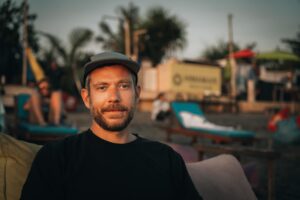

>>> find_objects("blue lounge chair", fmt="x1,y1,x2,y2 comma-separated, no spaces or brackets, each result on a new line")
14,93,78,143
166,101,255,144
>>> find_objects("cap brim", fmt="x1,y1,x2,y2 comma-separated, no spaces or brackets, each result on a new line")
82,59,140,86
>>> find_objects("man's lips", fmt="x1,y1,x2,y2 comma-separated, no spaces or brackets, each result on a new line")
103,110,127,119
103,109,126,112
101,105,128,113
104,110,126,113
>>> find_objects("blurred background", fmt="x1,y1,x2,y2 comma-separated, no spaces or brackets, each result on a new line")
1,0,300,111
1,0,300,199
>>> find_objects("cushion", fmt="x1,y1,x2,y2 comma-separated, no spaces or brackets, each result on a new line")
187,154,257,200
172,101,255,138
20,122,78,135
0,133,41,200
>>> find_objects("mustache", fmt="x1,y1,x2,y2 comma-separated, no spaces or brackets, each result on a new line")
101,104,128,112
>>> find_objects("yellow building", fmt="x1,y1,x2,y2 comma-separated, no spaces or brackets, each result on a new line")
139,58,222,111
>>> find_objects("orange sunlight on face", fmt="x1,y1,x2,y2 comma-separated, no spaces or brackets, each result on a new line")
83,65,140,132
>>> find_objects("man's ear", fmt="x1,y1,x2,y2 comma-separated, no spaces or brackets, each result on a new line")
81,88,90,109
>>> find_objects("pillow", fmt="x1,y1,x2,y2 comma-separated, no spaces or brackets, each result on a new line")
0,133,41,200
187,154,256,200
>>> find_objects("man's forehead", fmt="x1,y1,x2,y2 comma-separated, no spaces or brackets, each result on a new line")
90,77,132,84
89,65,133,82
90,64,131,75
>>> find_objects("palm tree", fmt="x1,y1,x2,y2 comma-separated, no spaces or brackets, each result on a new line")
39,28,93,93
96,2,139,53
97,3,187,65
139,6,186,65
282,27,300,57
0,0,39,83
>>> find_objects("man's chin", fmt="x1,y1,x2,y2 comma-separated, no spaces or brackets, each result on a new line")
94,118,129,132
102,123,128,132
93,109,134,132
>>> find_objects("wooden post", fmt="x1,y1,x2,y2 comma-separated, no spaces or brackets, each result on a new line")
247,79,255,102
124,18,131,57
22,0,28,85
228,14,236,98
133,29,147,61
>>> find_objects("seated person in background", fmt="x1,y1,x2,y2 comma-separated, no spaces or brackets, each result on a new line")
151,92,171,121
23,78,62,126
47,61,64,91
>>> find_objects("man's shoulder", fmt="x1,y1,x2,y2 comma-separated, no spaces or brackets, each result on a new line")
137,136,179,157
138,136,168,147
38,130,88,156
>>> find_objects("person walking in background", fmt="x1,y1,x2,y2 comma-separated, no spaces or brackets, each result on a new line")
236,58,253,100
21,52,202,200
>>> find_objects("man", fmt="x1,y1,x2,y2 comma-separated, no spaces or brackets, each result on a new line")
24,78,62,126
21,52,202,200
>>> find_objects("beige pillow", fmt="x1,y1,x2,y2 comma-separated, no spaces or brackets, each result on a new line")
0,133,41,200
187,154,257,200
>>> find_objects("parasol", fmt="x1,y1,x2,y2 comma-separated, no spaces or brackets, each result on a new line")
256,51,300,62
232,49,255,59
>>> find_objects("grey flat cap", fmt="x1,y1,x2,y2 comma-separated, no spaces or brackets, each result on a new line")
82,52,140,86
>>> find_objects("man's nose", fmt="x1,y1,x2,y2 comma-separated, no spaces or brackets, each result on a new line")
108,86,121,102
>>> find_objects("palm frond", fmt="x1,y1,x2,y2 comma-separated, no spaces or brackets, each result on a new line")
38,31,68,63
69,28,93,65
99,21,114,37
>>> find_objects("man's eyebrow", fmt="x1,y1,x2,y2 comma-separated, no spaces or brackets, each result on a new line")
91,79,131,85
91,82,108,86
118,79,132,83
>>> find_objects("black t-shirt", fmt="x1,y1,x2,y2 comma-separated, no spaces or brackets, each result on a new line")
21,129,202,200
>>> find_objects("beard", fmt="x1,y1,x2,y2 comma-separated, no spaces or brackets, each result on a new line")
91,103,135,132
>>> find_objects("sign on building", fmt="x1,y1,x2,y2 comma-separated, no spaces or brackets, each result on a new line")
158,60,221,99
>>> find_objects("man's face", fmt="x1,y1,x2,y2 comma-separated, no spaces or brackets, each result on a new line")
81,65,140,132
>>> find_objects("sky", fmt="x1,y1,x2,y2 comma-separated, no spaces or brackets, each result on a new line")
23,0,300,59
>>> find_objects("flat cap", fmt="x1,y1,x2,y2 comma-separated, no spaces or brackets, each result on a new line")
82,52,140,86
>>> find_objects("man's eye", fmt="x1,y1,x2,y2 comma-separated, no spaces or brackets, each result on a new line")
96,85,107,90
119,83,130,89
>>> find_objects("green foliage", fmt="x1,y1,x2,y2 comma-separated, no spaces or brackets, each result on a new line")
96,2,139,53
0,0,39,83
201,40,240,61
39,31,68,63
39,28,93,95
139,6,186,65
282,27,300,57
68,28,93,66
97,3,186,65
201,40,257,62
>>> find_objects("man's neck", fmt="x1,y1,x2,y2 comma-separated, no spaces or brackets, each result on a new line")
90,122,136,144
